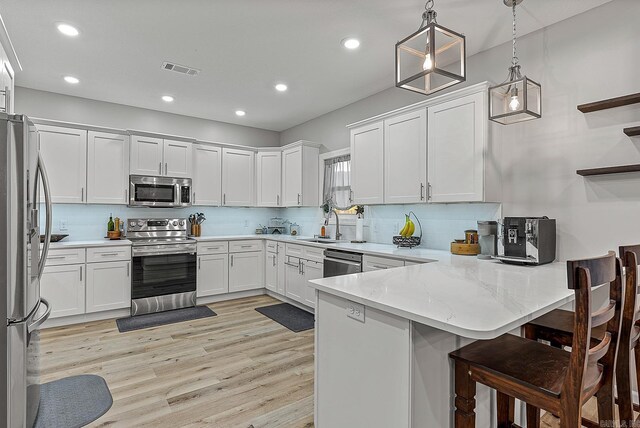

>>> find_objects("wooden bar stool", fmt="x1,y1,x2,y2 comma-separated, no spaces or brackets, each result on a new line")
449,252,623,428
526,245,640,426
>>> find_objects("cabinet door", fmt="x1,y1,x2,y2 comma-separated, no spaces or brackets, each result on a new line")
40,264,85,318
222,148,255,206
350,121,384,205
193,144,222,206
265,252,278,292
130,135,163,176
277,244,286,295
164,139,193,178
256,151,282,207
86,261,131,313
384,109,427,204
197,254,229,297
87,132,129,204
38,125,87,204
428,92,485,202
285,258,304,303
282,147,302,206
229,251,263,292
0,53,14,113
302,260,323,309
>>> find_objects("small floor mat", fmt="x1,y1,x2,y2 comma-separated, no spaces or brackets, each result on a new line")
255,303,314,332
116,306,217,332
34,374,112,428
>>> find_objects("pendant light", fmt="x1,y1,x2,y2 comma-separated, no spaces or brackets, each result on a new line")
395,0,466,96
489,0,541,125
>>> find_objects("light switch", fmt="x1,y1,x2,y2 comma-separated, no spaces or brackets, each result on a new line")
346,300,365,323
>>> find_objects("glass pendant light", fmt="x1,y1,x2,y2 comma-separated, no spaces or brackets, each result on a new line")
396,0,466,96
489,0,541,125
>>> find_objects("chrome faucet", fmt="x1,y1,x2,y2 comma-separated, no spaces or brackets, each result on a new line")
328,209,342,240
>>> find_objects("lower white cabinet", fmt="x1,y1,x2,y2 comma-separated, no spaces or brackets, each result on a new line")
40,264,85,319
85,261,131,313
198,254,229,297
265,243,286,295
276,243,285,295
284,253,322,309
301,259,322,308
229,251,264,292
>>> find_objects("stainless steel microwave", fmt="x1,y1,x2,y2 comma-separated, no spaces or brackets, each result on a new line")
129,175,192,208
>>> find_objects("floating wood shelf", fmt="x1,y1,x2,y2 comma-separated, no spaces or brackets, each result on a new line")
623,126,640,137
577,164,640,177
577,93,640,113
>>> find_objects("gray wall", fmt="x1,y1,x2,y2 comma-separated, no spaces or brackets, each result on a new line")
282,0,640,261
15,87,280,147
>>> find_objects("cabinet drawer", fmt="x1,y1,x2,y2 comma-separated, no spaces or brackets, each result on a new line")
363,255,405,272
86,246,131,263
229,240,263,253
197,241,229,255
286,244,305,258
266,241,278,253
46,248,86,266
303,246,325,263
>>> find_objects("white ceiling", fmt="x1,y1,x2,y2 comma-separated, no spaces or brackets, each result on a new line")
1,0,611,132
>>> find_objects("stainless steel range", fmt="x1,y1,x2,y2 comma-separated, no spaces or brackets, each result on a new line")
127,218,197,316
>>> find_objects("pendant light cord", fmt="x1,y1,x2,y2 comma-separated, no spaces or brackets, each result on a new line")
511,1,518,67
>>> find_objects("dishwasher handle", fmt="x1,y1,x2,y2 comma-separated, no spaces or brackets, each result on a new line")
323,256,362,268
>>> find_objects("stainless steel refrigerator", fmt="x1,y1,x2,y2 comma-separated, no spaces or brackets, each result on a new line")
1,114,53,427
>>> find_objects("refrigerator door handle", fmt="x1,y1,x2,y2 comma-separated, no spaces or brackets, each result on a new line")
37,154,53,279
27,298,51,334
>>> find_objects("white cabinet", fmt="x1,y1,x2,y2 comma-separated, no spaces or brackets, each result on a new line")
301,259,322,308
130,135,163,176
276,243,286,295
428,91,487,202
198,254,229,297
85,260,131,313
130,135,192,178
256,151,282,207
0,41,14,113
222,148,255,206
37,125,87,204
229,251,264,292
87,131,129,204
285,258,304,303
193,144,222,206
282,144,319,207
350,121,384,205
363,255,405,272
40,264,85,318
384,109,427,204
265,242,286,295
265,252,278,292
284,244,321,309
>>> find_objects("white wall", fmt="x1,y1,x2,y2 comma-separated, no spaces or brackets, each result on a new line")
15,87,280,147
281,0,640,261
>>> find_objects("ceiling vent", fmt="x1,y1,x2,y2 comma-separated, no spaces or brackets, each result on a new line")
161,62,200,76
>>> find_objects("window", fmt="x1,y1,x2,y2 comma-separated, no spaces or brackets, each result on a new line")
322,154,352,210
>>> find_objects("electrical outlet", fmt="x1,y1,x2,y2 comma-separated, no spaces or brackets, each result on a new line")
244,220,249,227
59,220,68,231
346,300,365,323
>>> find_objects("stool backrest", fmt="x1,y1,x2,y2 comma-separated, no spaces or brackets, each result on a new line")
619,245,640,348
563,251,622,400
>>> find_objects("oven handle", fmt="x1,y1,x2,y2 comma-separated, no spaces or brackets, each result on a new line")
323,256,362,267
132,250,197,257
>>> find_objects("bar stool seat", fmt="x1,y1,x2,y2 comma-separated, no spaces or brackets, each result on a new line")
450,333,603,401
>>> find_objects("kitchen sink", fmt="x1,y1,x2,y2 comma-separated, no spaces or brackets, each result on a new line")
297,237,340,243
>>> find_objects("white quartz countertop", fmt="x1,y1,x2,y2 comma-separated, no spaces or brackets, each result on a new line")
42,238,132,249
309,253,574,340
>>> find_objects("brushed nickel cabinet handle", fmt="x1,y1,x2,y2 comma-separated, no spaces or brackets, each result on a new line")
297,193,301,205
79,266,83,281
159,162,162,175
81,187,84,202
231,254,234,267
223,193,226,205
165,163,168,175
428,183,432,200
198,257,201,270
420,183,424,200
127,262,130,277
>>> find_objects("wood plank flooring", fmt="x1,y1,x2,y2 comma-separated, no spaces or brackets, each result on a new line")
39,295,315,428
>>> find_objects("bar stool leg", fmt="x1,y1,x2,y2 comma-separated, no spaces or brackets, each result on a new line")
596,379,615,427
617,347,634,426
496,391,514,428
454,361,476,428
559,395,582,428
526,404,540,428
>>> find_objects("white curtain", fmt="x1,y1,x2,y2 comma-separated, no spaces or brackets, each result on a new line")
323,155,352,209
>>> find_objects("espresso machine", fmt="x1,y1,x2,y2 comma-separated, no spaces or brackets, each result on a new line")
495,217,556,265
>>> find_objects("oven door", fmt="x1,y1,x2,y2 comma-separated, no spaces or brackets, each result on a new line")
132,252,197,300
129,176,179,208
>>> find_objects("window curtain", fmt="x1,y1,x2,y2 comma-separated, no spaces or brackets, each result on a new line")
323,155,352,210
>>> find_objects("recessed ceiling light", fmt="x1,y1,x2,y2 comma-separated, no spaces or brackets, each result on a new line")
57,23,79,37
341,38,360,50
275,83,288,92
235,110,246,117
161,95,174,102
63,76,79,84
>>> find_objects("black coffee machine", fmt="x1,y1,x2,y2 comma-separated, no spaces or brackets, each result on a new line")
495,217,556,265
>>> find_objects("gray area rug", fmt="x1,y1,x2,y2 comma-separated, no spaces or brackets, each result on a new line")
34,374,112,428
255,303,314,332
116,306,217,332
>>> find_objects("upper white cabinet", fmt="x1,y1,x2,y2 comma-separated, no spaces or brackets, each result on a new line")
282,143,320,207
350,121,384,205
87,131,129,204
0,41,14,114
37,125,87,204
130,135,192,178
384,109,427,204
256,151,282,207
222,148,255,206
193,144,222,206
428,91,487,202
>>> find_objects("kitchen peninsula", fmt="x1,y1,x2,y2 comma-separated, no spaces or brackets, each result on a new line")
309,253,573,428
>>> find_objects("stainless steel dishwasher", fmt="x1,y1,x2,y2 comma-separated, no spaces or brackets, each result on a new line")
323,249,363,278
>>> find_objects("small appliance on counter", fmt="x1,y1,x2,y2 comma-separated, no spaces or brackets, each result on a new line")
495,217,556,265
477,221,498,260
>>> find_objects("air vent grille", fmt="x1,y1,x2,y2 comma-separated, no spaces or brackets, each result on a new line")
161,62,200,76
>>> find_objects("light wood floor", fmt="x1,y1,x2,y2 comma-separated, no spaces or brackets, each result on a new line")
40,295,315,427
40,295,611,428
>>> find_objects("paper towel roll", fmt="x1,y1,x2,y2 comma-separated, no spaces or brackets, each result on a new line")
355,218,364,242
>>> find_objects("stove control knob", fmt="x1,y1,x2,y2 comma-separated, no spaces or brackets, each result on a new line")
137,220,145,227
129,221,136,228
172,220,178,226
179,220,185,226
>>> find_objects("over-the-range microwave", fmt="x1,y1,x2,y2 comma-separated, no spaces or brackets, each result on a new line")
129,175,192,208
